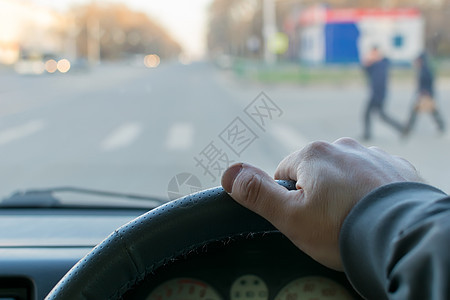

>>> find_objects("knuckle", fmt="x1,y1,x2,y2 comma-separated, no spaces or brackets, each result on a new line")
304,141,333,155
369,146,382,152
368,146,390,158
394,155,417,171
238,173,263,207
334,137,359,146
369,146,391,157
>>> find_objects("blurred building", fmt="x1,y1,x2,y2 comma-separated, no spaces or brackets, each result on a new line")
284,4,424,64
0,0,68,65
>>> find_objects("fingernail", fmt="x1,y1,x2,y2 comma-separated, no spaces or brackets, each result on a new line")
221,163,243,193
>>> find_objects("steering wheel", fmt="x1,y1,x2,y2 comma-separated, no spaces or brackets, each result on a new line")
45,181,296,299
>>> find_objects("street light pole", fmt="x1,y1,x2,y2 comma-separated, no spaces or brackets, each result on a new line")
87,0,100,65
87,16,100,65
263,0,276,64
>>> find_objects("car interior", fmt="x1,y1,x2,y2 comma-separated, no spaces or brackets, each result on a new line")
1,0,448,299
1,182,361,300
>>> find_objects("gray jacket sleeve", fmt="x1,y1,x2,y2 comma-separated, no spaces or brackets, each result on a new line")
340,182,450,300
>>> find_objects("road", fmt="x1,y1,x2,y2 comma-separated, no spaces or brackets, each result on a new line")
1,61,450,202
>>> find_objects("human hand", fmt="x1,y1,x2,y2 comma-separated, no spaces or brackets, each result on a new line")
221,138,422,270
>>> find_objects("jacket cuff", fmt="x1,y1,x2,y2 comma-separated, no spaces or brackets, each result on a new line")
339,182,446,299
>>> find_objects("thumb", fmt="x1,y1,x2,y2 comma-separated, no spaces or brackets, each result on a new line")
221,163,297,229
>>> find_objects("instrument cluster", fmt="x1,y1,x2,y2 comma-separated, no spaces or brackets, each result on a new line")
146,274,353,299
124,232,360,300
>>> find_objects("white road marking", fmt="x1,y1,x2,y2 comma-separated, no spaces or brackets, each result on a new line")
269,123,310,154
101,122,142,151
0,119,45,146
165,122,194,151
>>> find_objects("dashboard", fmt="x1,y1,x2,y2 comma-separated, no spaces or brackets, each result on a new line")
0,206,361,299
0,207,149,300
123,232,361,300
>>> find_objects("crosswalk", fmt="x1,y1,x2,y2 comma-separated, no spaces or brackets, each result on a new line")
1,116,450,195
100,122,142,151
164,122,194,151
268,123,310,154
0,119,45,146
0,120,198,152
0,119,310,155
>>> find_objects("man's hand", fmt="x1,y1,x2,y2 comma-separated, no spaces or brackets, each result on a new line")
221,138,422,270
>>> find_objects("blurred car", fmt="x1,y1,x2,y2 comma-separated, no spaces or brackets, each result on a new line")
14,53,45,75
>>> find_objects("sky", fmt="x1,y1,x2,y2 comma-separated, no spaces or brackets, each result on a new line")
29,0,212,58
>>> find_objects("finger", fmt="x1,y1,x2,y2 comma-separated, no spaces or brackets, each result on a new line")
274,151,301,181
222,163,300,228
274,141,334,186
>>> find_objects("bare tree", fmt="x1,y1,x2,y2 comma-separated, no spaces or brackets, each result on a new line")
72,3,182,61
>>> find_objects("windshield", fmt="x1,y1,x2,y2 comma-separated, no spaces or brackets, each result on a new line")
1,0,449,203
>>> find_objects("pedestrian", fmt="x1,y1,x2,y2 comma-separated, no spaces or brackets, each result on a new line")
362,46,404,140
404,52,445,135
222,137,450,299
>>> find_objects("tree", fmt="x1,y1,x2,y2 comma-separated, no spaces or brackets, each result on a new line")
207,0,262,58
72,3,182,61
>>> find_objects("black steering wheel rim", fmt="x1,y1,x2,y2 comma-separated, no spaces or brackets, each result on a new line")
45,181,296,299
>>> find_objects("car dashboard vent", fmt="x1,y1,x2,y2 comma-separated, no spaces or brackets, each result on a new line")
0,277,33,300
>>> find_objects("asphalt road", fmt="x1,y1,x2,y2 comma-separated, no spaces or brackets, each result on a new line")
1,61,450,203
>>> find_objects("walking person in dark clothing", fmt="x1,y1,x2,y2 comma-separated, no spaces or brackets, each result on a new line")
404,53,445,135
362,46,404,140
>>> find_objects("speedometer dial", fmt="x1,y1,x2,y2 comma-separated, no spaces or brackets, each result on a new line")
230,275,268,300
274,276,353,300
147,278,222,300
